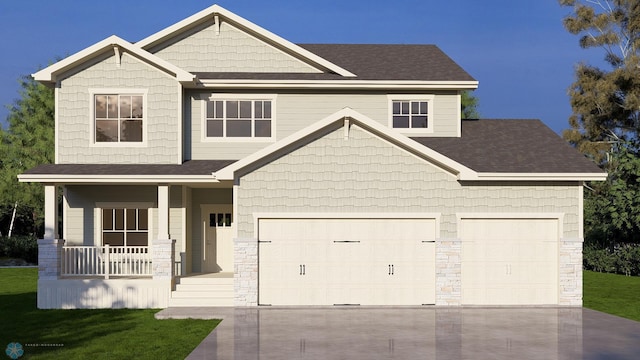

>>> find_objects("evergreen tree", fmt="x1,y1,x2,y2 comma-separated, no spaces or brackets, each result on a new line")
0,75,54,236
461,90,480,119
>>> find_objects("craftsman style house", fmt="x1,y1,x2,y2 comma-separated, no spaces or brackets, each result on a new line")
21,5,605,308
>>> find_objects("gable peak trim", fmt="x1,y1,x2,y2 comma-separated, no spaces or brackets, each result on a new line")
32,35,195,85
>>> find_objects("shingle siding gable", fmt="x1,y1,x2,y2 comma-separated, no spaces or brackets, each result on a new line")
149,20,321,73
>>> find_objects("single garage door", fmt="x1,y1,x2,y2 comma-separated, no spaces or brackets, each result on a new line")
460,218,559,305
258,217,436,306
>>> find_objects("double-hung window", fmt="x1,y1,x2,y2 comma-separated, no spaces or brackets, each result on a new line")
102,208,149,246
93,91,146,143
204,95,275,139
388,95,434,133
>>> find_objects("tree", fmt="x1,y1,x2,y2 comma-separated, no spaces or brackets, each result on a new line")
584,139,640,247
0,75,55,236
560,0,640,249
559,0,640,164
461,90,480,119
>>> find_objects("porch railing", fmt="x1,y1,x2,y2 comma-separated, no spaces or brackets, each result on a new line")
61,245,152,279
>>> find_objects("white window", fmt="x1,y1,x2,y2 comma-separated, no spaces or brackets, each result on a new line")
102,208,149,246
388,95,434,133
204,94,276,140
90,89,147,145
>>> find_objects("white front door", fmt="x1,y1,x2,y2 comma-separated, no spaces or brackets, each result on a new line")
201,204,234,273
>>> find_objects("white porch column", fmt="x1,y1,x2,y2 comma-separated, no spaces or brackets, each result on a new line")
157,184,169,240
39,184,63,281
43,184,58,240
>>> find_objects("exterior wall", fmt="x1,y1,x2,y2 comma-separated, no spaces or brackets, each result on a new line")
150,20,319,73
235,125,582,306
57,52,181,164
38,279,171,309
187,91,460,160
63,185,184,256
188,188,233,273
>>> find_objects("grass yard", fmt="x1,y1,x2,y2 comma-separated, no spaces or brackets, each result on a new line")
0,268,219,359
584,270,640,322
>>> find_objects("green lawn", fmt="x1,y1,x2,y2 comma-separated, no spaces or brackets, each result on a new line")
584,270,640,322
0,268,219,359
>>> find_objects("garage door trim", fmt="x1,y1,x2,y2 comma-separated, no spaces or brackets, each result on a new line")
456,212,564,238
254,212,442,238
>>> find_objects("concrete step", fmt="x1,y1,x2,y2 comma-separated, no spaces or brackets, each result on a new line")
168,297,233,307
175,283,233,292
176,276,233,286
171,290,234,299
170,274,234,307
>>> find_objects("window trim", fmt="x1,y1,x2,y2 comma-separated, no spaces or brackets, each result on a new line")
89,88,149,147
201,93,277,142
95,202,153,246
387,94,435,134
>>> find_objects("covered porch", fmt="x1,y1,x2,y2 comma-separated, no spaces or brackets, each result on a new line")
19,161,237,308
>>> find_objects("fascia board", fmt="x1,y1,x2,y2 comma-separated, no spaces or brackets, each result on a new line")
195,80,479,90
18,174,218,184
32,35,194,84
138,5,356,77
462,172,608,181
214,107,476,180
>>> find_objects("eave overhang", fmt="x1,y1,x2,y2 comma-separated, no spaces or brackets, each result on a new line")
32,35,195,86
193,79,479,90
17,174,219,184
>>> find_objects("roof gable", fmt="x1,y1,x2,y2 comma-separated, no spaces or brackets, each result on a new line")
137,4,356,77
214,108,475,180
32,35,195,85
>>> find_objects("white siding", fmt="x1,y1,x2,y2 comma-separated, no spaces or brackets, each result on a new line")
188,92,460,160
57,53,181,164
150,20,319,73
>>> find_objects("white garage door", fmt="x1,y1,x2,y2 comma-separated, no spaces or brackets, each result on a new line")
258,218,436,306
460,218,559,305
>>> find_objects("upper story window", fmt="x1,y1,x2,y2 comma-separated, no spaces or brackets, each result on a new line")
388,95,434,133
91,89,147,145
204,94,276,141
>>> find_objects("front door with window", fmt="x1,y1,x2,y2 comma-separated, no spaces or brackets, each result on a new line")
200,204,234,273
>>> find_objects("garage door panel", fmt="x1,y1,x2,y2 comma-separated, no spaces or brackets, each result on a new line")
461,218,559,305
259,218,436,306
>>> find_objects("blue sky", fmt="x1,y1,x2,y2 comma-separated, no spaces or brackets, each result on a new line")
0,0,605,134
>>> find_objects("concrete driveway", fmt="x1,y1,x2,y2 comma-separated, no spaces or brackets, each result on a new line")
156,307,640,359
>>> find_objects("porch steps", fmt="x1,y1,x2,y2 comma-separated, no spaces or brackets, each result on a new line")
168,274,234,307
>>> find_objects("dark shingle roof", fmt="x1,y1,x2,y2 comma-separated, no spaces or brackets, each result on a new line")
194,44,475,82
23,160,236,176
412,119,604,173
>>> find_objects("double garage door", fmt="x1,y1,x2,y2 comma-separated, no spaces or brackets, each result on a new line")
258,218,437,306
258,216,560,306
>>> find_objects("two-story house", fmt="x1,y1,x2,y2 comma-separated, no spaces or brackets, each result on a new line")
20,4,605,309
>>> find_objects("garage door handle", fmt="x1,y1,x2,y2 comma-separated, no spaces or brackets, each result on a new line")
300,264,306,275
388,264,394,275
333,240,361,243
